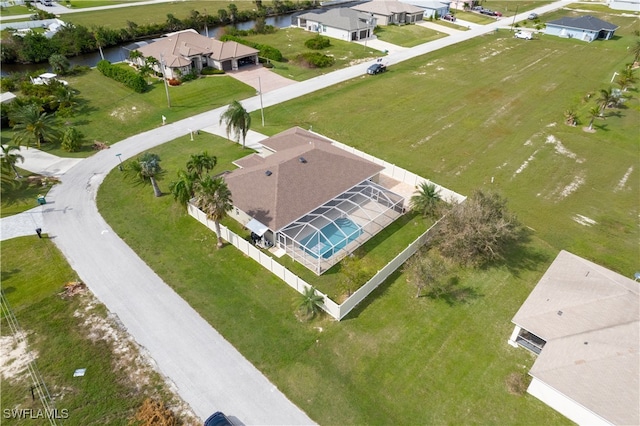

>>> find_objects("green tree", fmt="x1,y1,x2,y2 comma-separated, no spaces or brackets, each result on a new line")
587,106,602,131
630,39,640,64
616,65,636,92
0,144,24,179
410,181,442,218
48,53,70,75
404,250,449,298
596,87,616,115
435,190,522,266
193,175,233,248
169,169,198,207
297,286,324,321
186,151,217,178
10,103,59,149
227,3,238,23
340,253,368,297
60,127,84,152
220,100,251,148
126,152,164,197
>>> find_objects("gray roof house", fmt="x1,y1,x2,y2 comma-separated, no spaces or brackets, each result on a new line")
608,0,640,12
545,15,619,42
399,0,451,18
131,29,258,79
225,127,405,274
508,250,639,426
350,1,424,26
296,8,377,42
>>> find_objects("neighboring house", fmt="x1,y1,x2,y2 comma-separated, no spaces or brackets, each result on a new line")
296,8,377,41
399,0,451,18
350,1,424,26
608,0,640,12
508,250,639,426
131,29,259,79
545,15,619,42
225,127,406,275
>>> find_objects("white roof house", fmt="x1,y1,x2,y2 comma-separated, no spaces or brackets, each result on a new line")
508,250,639,425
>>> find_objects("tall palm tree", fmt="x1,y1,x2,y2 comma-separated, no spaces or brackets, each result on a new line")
186,151,217,178
410,181,441,218
169,169,197,207
10,104,59,149
630,39,640,65
220,100,251,148
298,286,324,320
194,175,233,248
587,106,602,131
596,87,616,115
0,144,24,179
126,152,164,197
616,65,637,92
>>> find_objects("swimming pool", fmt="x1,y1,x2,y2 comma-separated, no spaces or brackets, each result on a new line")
299,218,362,259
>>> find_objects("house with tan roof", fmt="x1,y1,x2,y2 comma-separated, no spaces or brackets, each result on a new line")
350,1,424,26
225,127,406,275
130,29,258,79
508,250,639,426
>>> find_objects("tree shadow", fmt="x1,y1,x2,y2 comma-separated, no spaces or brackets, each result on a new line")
480,228,552,278
340,268,399,321
423,276,482,306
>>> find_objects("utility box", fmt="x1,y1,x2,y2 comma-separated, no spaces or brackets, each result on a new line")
37,195,46,205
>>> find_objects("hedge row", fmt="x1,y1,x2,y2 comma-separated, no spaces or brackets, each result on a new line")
219,35,283,62
96,60,147,93
298,52,335,68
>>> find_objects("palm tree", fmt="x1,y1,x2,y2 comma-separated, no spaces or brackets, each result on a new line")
169,169,198,207
630,39,640,65
0,144,24,179
193,175,233,248
410,181,441,218
596,87,616,115
10,103,59,149
126,152,164,197
220,100,251,148
587,106,602,131
186,151,217,178
297,286,324,320
48,53,70,75
616,65,637,92
564,109,577,126
145,56,159,76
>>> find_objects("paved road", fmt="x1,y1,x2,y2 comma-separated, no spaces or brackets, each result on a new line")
10,0,573,423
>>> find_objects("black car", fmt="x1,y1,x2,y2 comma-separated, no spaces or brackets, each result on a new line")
204,412,232,426
367,63,387,75
442,14,456,22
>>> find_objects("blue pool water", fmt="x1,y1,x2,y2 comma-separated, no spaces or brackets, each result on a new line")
299,218,362,259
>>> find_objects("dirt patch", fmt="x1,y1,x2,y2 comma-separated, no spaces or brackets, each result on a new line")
0,336,37,382
573,214,597,226
109,105,143,122
513,149,539,178
545,135,584,163
558,174,585,199
615,166,634,192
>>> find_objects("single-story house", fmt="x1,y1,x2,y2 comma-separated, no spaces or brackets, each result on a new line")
131,29,259,79
225,127,406,275
508,250,639,426
545,15,619,42
350,1,424,26
296,8,376,42
399,0,451,18
608,0,640,12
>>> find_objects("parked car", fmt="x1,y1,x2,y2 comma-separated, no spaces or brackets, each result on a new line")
367,63,387,75
480,9,495,16
528,13,539,20
472,6,483,11
494,11,502,17
442,14,456,22
514,31,533,40
204,412,232,426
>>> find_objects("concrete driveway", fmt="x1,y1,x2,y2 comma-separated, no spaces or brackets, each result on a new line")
226,64,297,93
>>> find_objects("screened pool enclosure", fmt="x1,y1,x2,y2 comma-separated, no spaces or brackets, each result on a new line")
277,180,405,275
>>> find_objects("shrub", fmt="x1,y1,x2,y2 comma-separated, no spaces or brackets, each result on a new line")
305,35,331,50
505,372,530,396
220,35,283,62
96,60,147,93
168,78,181,86
201,67,225,75
298,52,335,68
180,71,198,82
61,127,84,152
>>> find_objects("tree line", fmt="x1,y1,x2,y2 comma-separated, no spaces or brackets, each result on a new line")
1,0,319,64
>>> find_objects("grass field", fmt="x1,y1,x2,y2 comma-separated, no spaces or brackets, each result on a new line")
0,237,191,425
0,169,55,217
0,5,31,16
68,0,142,8
374,23,447,47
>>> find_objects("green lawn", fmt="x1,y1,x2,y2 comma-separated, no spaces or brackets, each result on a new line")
98,134,570,425
0,5,31,16
1,169,55,217
243,27,385,81
0,70,256,158
68,0,142,8
374,23,447,47
0,237,185,425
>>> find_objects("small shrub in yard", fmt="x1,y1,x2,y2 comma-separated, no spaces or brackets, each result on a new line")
168,78,181,86
305,35,331,50
132,398,177,426
505,371,531,396
201,67,224,75
180,72,198,82
220,34,283,62
298,52,335,68
61,127,84,152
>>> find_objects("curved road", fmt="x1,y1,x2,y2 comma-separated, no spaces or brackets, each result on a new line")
41,1,571,423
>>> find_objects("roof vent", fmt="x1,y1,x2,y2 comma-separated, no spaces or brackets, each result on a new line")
265,170,272,176
299,157,307,163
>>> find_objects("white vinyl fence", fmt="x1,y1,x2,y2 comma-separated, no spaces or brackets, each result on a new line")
188,139,464,320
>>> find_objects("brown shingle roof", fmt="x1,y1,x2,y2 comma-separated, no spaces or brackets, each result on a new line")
226,127,383,231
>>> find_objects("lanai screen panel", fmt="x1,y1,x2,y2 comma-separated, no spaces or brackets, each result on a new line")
278,180,404,275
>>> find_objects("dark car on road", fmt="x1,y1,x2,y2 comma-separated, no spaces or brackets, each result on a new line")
367,63,387,75
204,412,232,426
442,14,456,22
